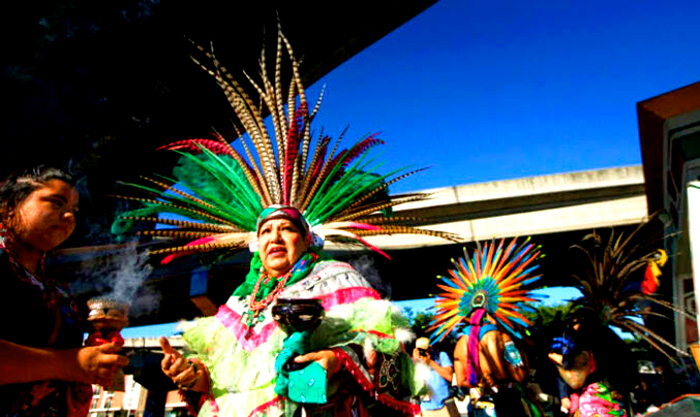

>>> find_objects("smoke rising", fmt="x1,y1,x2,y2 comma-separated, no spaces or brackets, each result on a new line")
102,244,153,303
349,254,392,298
69,240,159,317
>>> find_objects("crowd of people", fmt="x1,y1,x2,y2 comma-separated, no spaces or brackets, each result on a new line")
1,25,696,417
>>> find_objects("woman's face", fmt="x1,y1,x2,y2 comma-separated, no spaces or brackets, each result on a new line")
258,218,309,277
11,179,79,253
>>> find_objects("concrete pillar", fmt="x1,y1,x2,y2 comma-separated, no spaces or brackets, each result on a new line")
685,181,700,345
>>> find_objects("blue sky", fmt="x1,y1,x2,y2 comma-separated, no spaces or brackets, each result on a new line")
306,0,700,193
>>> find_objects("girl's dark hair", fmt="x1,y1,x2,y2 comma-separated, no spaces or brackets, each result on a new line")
0,165,76,223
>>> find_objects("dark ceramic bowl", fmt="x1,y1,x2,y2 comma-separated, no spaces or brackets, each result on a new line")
271,298,324,333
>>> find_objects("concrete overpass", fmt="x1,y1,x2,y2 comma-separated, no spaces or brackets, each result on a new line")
363,165,647,249
62,165,648,327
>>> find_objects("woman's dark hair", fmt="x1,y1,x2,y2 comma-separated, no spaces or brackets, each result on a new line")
0,165,76,224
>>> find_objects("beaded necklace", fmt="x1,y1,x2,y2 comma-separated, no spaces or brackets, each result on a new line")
243,252,320,337
245,268,291,331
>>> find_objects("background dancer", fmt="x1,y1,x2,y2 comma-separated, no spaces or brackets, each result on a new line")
429,238,545,417
548,218,691,416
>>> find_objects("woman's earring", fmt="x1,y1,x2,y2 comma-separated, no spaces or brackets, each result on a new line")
0,223,6,248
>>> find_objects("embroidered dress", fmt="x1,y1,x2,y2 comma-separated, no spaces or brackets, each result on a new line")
181,260,420,417
0,249,92,417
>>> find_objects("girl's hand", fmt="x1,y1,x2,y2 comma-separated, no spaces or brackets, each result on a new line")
58,343,129,386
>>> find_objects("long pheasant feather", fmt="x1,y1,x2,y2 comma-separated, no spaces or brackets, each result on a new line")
112,27,459,263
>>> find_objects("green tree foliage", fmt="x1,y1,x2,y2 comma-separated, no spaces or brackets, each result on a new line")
523,302,576,373
411,310,436,337
403,306,460,354
533,303,575,334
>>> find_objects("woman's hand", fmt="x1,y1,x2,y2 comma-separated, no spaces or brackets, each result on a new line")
294,349,340,378
57,343,129,386
159,337,209,392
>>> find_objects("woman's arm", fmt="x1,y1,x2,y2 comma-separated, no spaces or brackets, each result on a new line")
0,339,128,386
478,330,527,386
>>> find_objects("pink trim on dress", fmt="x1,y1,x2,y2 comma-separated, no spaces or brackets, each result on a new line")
215,280,380,351
317,287,381,310
215,305,280,351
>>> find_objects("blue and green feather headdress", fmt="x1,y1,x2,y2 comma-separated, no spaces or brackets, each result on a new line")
429,237,544,341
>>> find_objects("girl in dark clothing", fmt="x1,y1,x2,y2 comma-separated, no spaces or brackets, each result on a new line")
0,166,128,417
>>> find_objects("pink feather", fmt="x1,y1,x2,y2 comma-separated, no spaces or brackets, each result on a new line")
332,222,382,231
355,235,390,260
325,229,391,260
160,235,218,265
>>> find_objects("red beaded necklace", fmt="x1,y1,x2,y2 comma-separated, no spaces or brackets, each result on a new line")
245,267,292,333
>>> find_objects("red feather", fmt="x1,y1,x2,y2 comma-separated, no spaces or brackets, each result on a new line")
341,133,384,166
641,262,660,295
328,134,384,178
157,139,235,155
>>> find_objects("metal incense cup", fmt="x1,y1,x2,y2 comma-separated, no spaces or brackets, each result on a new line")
87,297,130,333
87,297,130,391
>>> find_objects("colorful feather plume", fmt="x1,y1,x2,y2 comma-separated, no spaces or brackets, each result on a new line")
112,27,458,263
429,237,544,342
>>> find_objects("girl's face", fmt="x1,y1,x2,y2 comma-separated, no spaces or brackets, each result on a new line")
11,179,79,253
257,218,309,277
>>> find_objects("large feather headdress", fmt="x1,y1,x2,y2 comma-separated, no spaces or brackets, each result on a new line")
428,237,544,342
566,216,692,360
112,28,457,262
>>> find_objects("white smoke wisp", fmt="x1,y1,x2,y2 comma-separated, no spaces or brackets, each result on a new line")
349,255,392,298
74,241,155,309
104,245,154,304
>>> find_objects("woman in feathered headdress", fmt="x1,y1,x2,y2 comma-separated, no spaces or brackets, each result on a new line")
428,238,545,417
112,27,456,417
